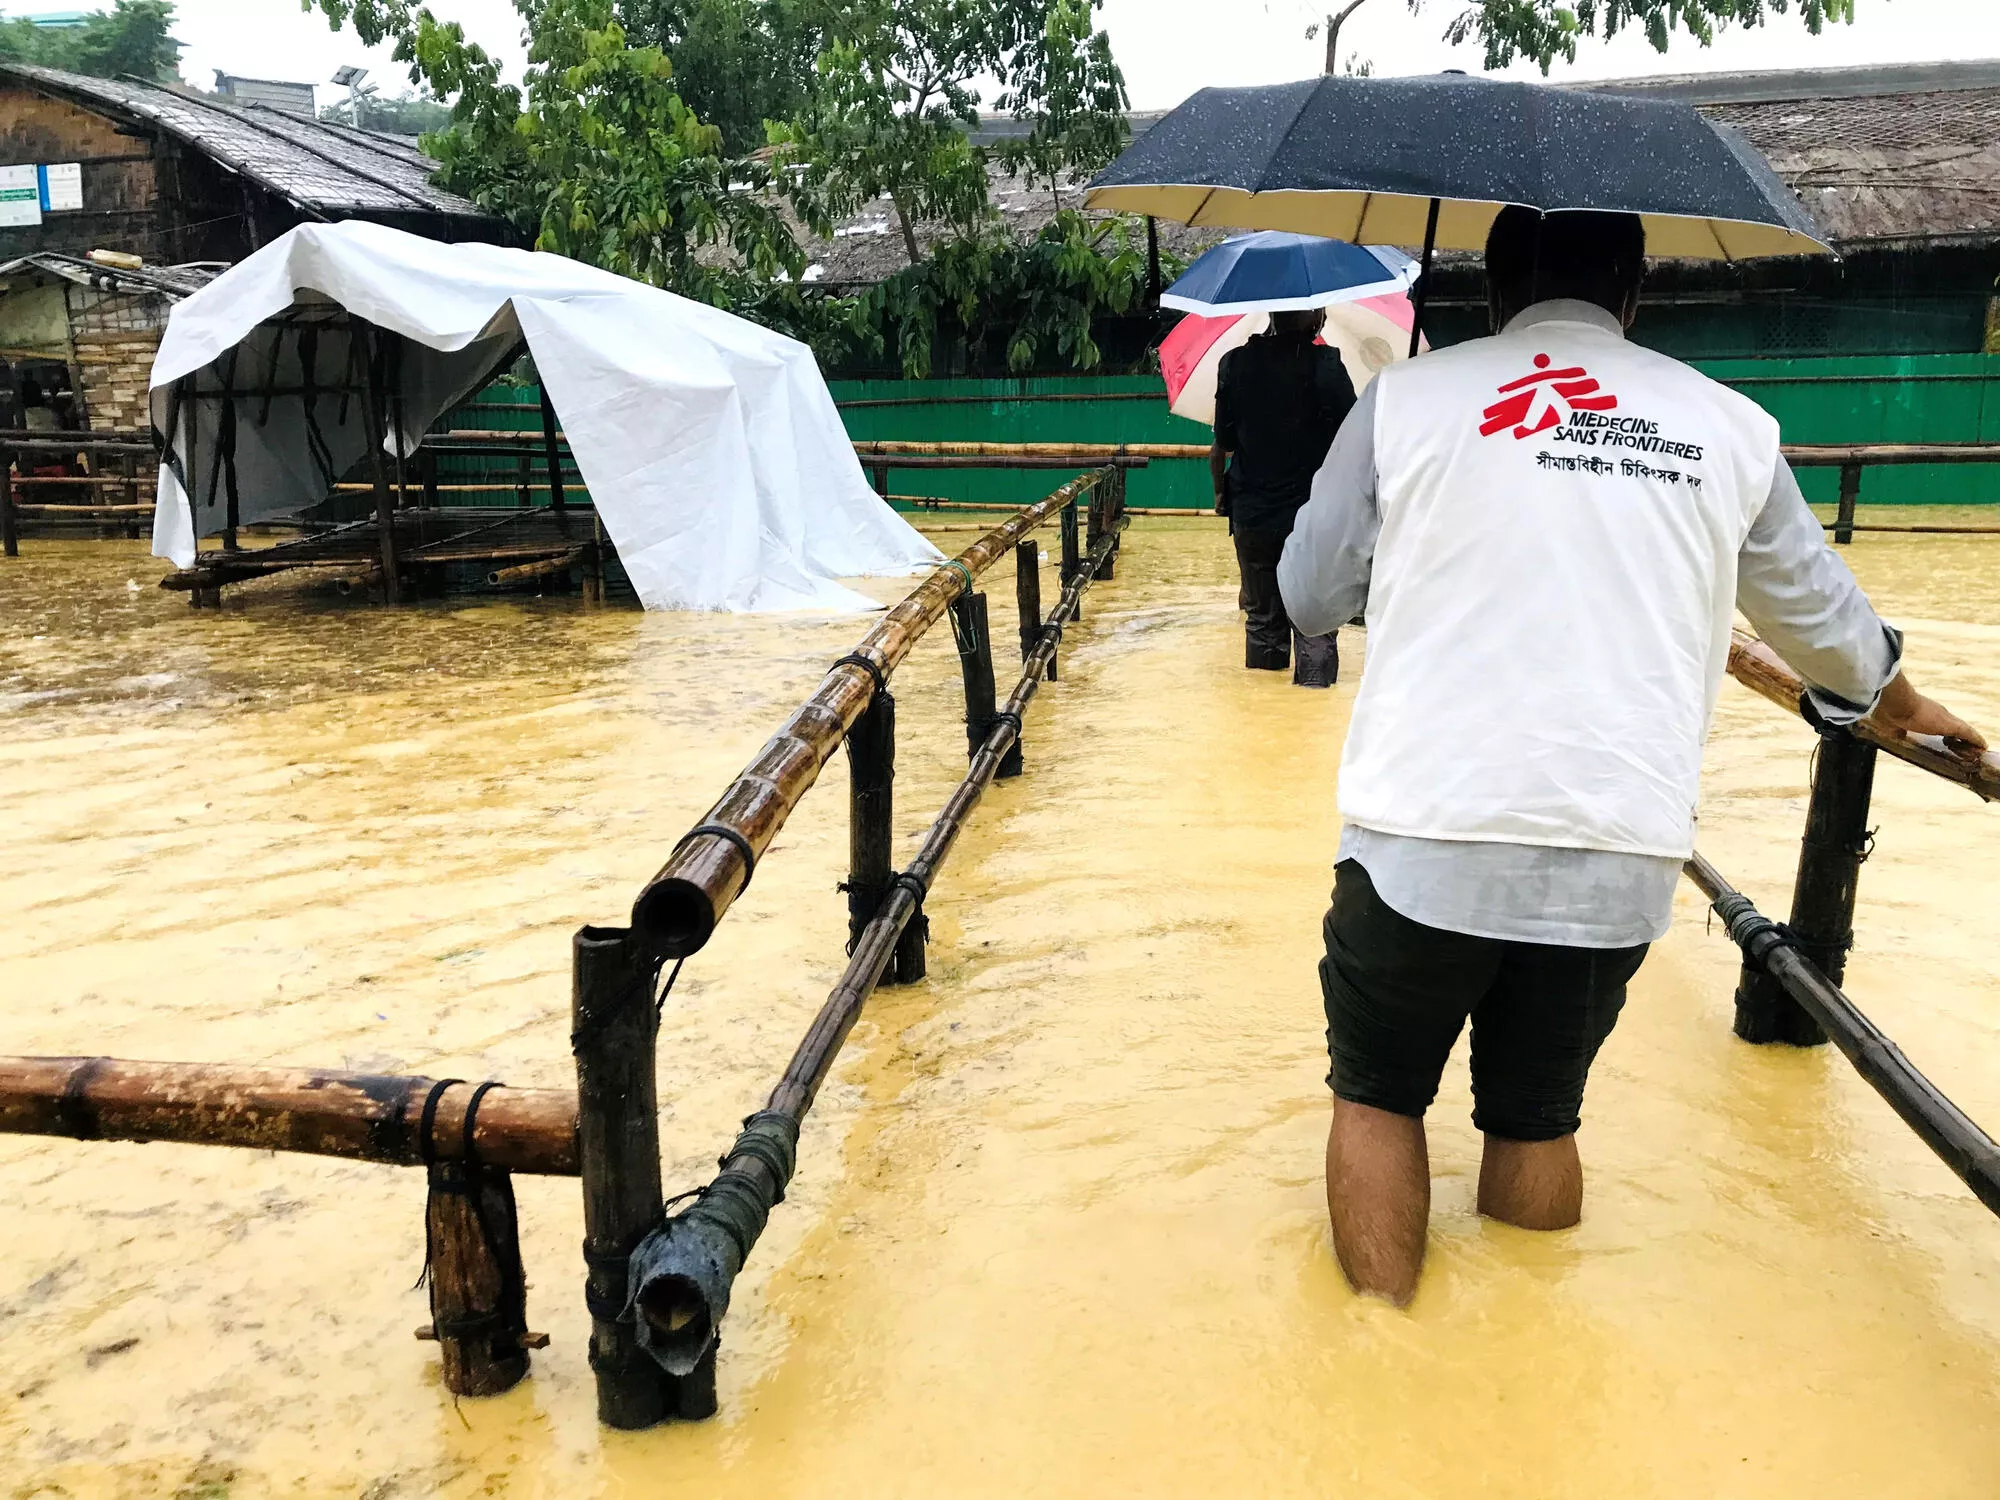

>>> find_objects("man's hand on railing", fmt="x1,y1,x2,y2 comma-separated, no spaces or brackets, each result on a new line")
1868,671,1989,755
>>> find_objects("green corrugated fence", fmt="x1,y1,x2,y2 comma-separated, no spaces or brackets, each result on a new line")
442,353,2000,511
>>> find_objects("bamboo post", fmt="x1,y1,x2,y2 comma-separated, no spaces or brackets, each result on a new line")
585,513,607,604
952,592,1022,780
360,332,402,604
422,446,439,510
515,447,531,509
540,387,566,514
1098,467,1124,580
1,445,16,558
118,451,138,537
571,927,678,1428
1834,462,1861,546
1015,539,1043,670
1060,495,1080,594
1734,724,1877,1046
844,689,905,978
420,1155,537,1396
219,375,240,553
871,462,889,500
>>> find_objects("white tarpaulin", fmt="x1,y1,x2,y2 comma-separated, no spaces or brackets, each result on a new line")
148,221,941,612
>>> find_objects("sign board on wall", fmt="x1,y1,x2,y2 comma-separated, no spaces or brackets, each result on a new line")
0,164,40,227
41,162,82,213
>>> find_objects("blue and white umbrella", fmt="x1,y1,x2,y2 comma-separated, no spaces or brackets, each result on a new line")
1160,231,1416,317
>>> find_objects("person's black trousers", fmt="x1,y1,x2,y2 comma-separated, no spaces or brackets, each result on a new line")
1232,524,1338,685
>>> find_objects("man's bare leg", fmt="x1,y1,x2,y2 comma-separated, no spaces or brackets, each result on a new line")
1325,1098,1429,1305
1476,1134,1582,1230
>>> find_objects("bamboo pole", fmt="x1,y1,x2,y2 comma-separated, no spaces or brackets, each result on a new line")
571,927,685,1428
0,1058,578,1175
620,518,1123,1393
361,331,402,604
1726,629,2000,801
420,1159,539,1395
1833,462,1860,545
15,504,155,518
487,550,582,587
1685,854,2000,1216
1,448,18,558
1734,725,1875,1047
629,468,1112,959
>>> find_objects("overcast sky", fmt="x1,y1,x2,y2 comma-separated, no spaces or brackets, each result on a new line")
18,0,2000,112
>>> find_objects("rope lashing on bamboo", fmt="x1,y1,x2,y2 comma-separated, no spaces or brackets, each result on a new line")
54,1056,108,1141
831,652,889,699
676,824,758,892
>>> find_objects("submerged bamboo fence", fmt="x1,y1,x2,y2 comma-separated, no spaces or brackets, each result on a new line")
1698,626,2000,1199
0,469,1129,1424
607,479,1127,1409
629,466,1120,958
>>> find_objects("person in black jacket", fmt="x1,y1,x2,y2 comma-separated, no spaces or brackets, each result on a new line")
1210,309,1358,684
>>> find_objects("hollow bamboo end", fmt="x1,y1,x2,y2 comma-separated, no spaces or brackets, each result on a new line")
629,880,717,961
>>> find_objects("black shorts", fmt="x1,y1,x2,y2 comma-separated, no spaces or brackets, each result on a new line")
1319,859,1647,1142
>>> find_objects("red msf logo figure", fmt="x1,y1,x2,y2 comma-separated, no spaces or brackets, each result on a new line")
1479,353,1618,439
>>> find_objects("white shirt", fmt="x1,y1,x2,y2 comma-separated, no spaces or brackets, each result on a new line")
1278,300,1900,947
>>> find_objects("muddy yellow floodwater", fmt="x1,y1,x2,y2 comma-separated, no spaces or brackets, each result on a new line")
4,515,2000,1498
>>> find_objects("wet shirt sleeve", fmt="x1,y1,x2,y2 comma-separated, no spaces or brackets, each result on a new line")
1277,379,1380,638
1736,458,1902,721
1213,350,1239,455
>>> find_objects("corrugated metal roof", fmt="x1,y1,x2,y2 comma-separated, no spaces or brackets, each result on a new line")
0,62,496,225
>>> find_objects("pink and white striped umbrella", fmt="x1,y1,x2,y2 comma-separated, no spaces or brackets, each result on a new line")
1159,292,1427,427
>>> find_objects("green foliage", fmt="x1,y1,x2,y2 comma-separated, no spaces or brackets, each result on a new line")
615,0,822,155
1452,0,1858,70
764,0,1127,265
754,209,1180,379
304,0,802,296
989,0,1129,205
320,88,454,135
0,0,181,81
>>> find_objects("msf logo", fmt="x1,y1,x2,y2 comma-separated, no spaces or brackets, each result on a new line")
1479,353,1617,439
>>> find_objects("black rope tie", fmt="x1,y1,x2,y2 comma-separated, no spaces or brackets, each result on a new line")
674,822,758,893
889,870,930,945
832,652,889,699
415,1078,466,1167
989,710,1023,742
57,1057,108,1142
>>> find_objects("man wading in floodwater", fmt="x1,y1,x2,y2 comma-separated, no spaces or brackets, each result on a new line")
1211,307,1357,685
1277,206,1988,1305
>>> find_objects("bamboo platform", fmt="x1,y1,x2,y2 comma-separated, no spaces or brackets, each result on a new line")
157,505,614,605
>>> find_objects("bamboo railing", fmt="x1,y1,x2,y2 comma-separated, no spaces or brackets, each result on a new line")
0,1058,577,1174
629,467,1114,958
1725,628,2000,801
619,495,1127,1386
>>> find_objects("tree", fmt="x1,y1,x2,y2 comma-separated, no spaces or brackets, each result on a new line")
615,0,823,156
307,0,802,297
989,0,1129,207
765,0,1128,267
1302,0,1859,74
1305,0,1374,74
1462,0,1856,70
0,0,181,81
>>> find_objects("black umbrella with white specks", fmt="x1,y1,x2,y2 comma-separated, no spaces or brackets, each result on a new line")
1089,73,1831,352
